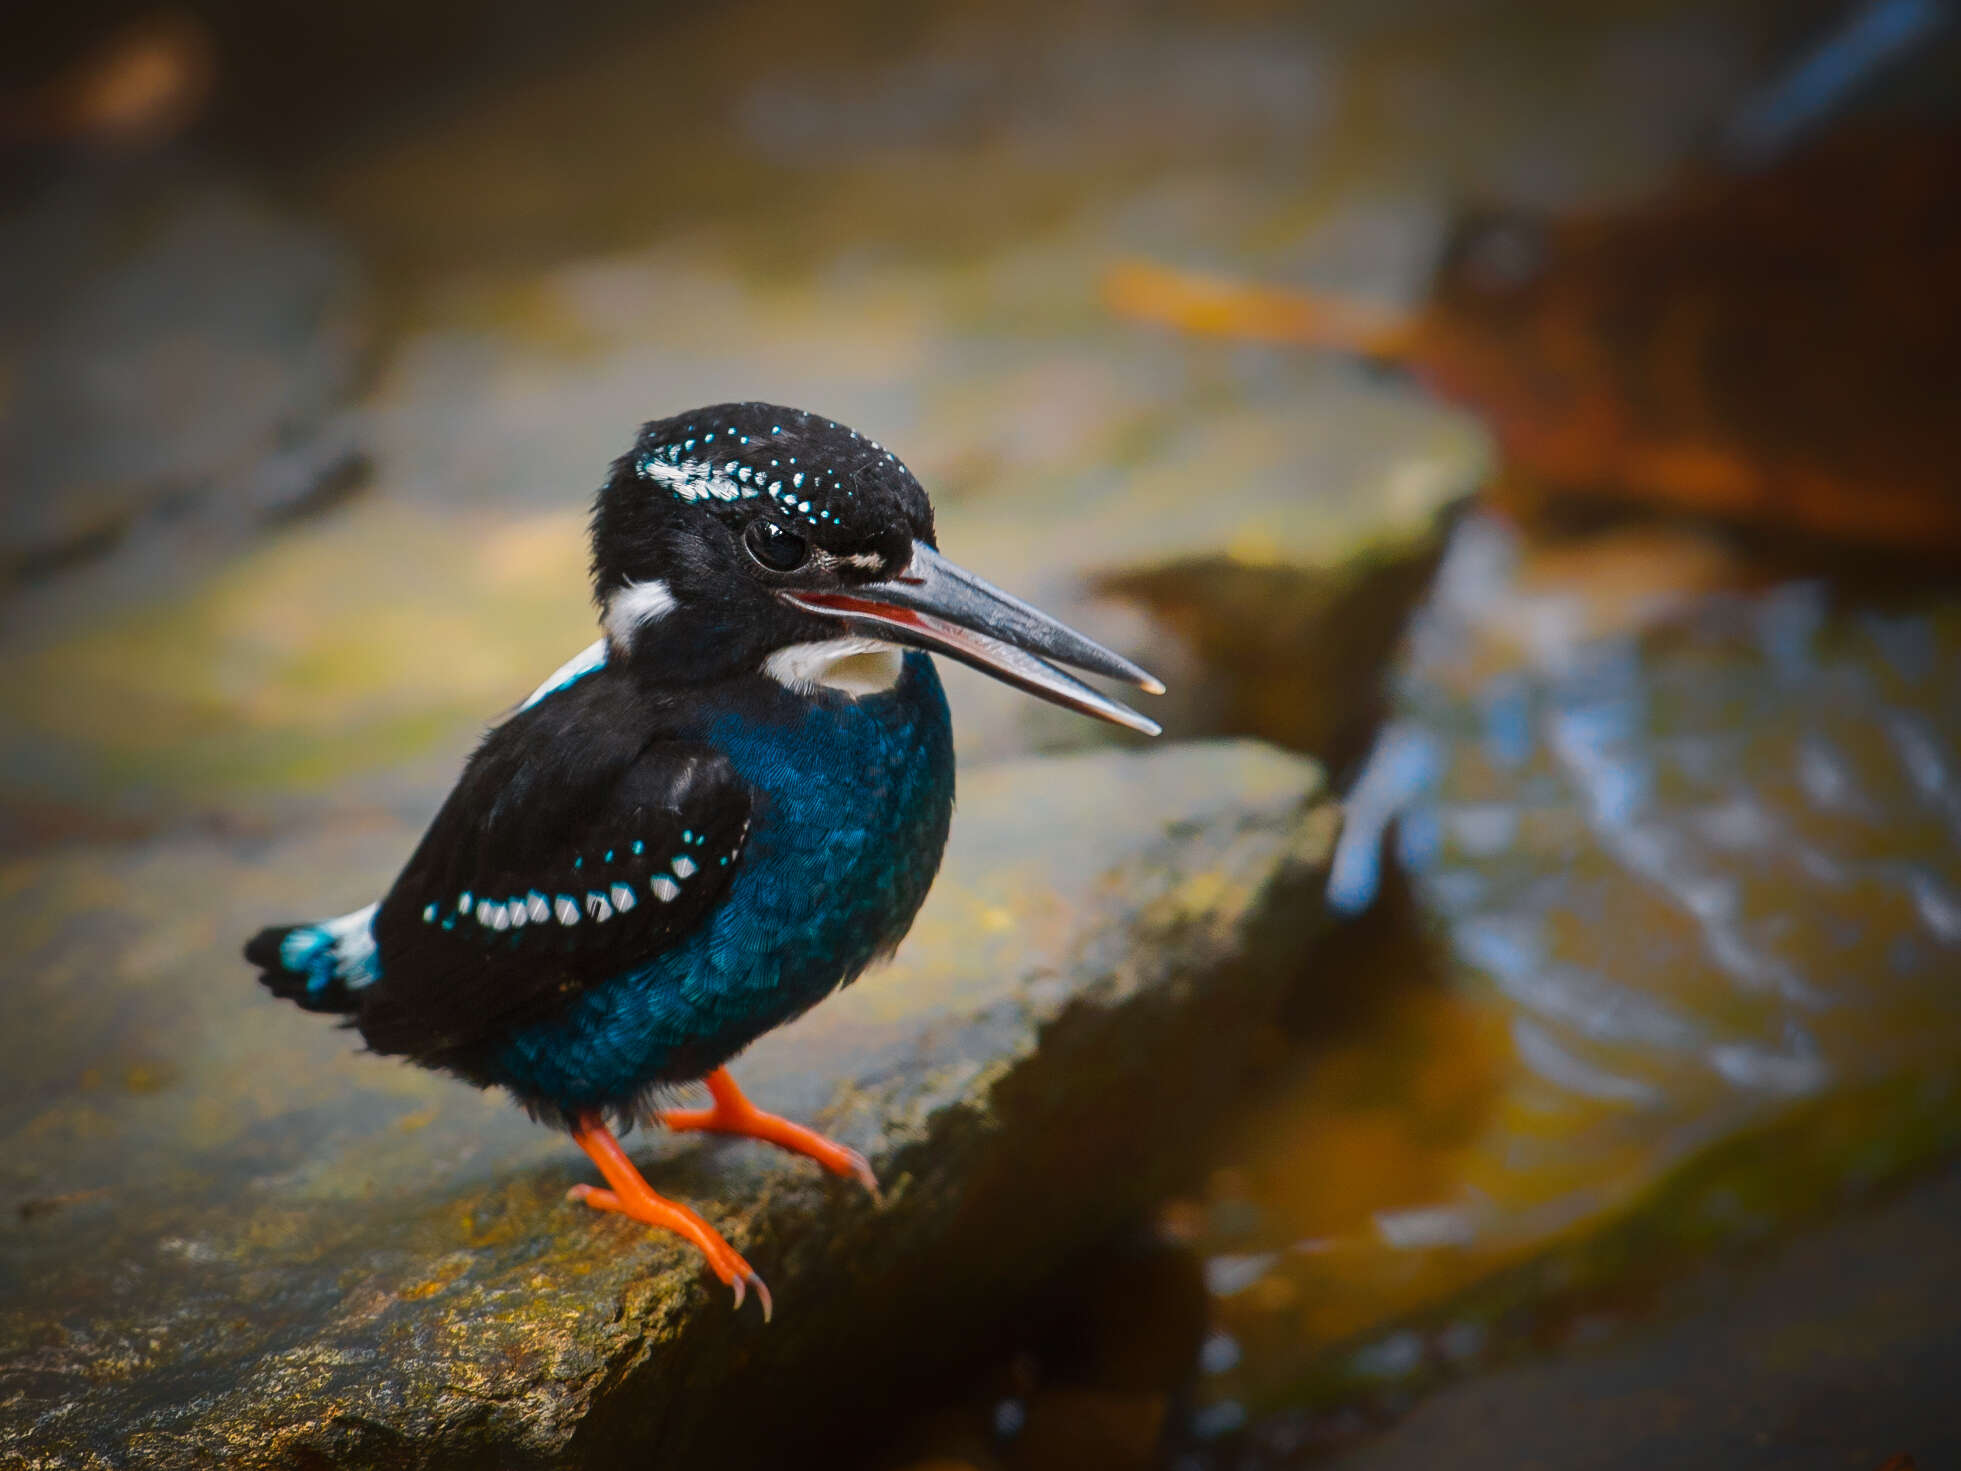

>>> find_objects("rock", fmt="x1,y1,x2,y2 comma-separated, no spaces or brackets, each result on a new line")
930,381,1481,770
0,500,596,831
0,22,1489,833
0,173,370,590
878,1228,1211,1471
1012,1387,1169,1471
0,345,1477,829
0,740,1339,1469
1305,1160,1961,1471
1032,1234,1211,1398
368,235,1490,782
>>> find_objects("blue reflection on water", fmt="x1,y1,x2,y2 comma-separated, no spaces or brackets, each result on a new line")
1324,513,1961,1121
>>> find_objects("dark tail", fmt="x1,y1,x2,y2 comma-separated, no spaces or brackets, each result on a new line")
246,903,380,1016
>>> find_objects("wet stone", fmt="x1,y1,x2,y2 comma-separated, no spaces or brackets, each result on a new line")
1315,1159,1961,1471
0,171,369,594
0,279,1477,829
353,235,1482,771
875,1227,1212,1471
0,741,1337,1470
0,1,1518,834
933,378,1481,769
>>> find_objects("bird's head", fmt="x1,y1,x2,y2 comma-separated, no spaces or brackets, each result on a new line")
589,402,1161,733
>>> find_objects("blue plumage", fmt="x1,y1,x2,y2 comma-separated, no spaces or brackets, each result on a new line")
492,653,952,1110
278,928,339,991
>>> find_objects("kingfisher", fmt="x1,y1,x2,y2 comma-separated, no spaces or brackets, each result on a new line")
246,403,1162,1317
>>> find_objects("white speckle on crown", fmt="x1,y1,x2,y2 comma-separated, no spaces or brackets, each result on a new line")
639,456,741,504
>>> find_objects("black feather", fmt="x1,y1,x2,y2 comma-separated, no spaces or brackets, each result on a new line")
354,666,752,1065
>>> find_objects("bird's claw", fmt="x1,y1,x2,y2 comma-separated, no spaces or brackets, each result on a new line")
731,1269,773,1322
841,1146,882,1204
568,1116,773,1320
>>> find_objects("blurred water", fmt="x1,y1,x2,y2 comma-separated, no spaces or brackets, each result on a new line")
1179,514,1961,1441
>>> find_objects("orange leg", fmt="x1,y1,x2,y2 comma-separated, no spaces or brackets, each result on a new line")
661,1067,880,1201
566,1111,772,1320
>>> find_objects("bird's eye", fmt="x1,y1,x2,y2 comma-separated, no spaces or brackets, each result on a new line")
743,520,810,572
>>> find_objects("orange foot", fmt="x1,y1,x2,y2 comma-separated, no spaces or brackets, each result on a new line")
567,1111,772,1320
661,1067,880,1201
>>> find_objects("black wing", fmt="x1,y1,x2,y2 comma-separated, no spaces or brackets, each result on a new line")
358,672,751,1063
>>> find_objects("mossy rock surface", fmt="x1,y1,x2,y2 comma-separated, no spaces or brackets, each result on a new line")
0,740,1337,1469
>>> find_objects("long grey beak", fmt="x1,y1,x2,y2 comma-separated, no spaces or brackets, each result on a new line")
778,544,1164,736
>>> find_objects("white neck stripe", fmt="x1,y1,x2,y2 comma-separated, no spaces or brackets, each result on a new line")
603,578,677,652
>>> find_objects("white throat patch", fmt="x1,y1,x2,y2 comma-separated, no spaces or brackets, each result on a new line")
603,577,677,653
763,637,906,698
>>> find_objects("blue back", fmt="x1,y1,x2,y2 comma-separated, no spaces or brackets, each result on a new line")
490,653,954,1111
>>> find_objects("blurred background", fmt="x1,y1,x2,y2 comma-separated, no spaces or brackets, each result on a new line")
3,0,1960,1467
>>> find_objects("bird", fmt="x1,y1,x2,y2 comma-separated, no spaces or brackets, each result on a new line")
246,402,1163,1317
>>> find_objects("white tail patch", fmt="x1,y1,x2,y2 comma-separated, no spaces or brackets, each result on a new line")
281,902,380,992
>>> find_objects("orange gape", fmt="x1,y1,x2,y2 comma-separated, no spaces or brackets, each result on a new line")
568,1068,878,1317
